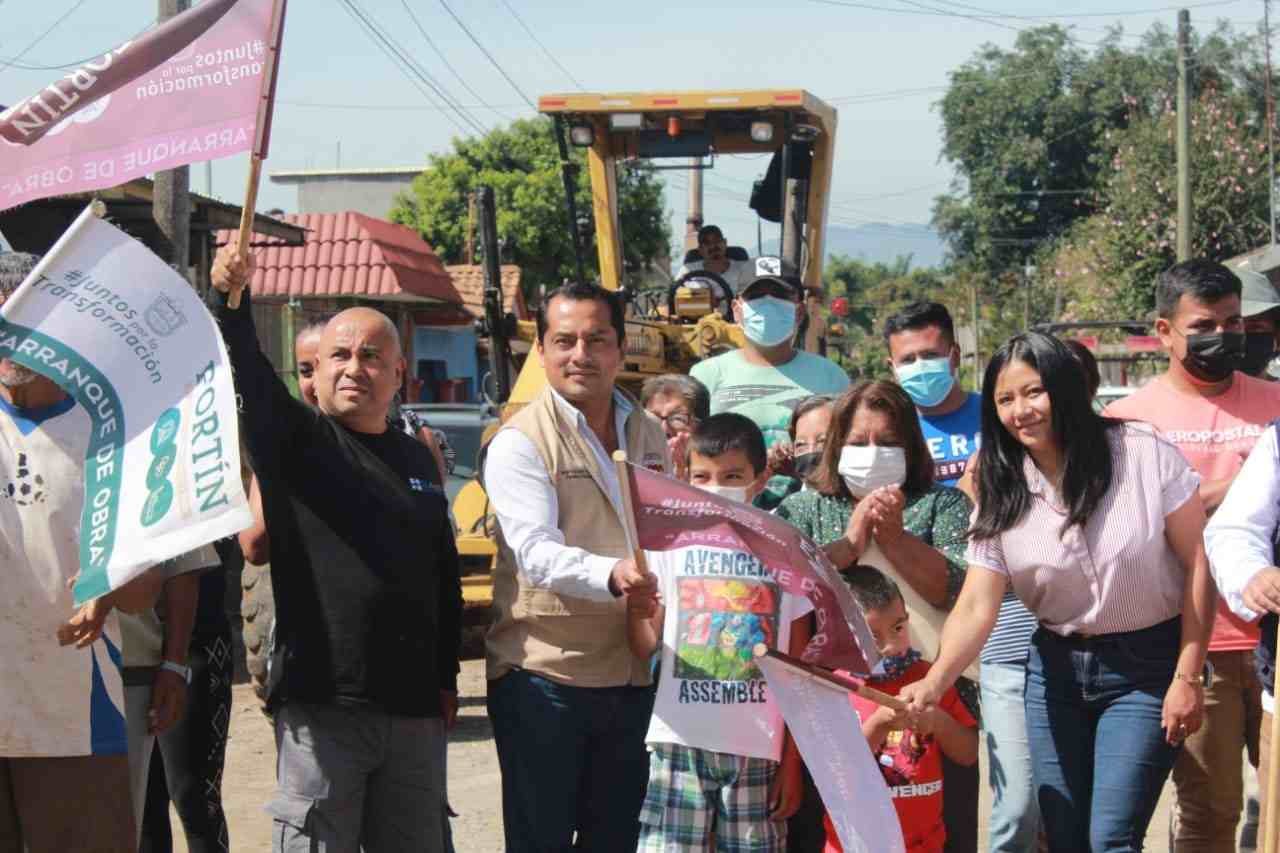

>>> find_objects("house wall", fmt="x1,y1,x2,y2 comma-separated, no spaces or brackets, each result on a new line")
272,173,419,219
413,325,480,402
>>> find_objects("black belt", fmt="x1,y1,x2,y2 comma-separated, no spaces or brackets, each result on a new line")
1042,616,1180,648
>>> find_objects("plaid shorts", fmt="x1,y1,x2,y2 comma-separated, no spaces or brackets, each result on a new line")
638,743,786,852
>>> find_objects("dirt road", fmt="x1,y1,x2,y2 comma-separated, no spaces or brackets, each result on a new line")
172,660,1221,852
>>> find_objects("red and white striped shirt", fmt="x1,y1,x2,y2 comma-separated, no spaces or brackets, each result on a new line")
966,423,1200,636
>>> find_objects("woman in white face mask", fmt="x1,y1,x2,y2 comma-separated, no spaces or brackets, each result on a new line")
774,381,979,702
775,381,981,849
777,381,972,608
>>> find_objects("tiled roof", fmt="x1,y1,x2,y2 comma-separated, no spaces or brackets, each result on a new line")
215,212,461,304
446,264,528,320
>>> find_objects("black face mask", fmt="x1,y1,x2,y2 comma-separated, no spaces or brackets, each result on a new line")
1242,333,1277,377
793,451,822,480
1182,332,1244,383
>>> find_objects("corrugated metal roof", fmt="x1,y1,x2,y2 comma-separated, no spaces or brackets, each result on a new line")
215,211,461,304
446,264,528,320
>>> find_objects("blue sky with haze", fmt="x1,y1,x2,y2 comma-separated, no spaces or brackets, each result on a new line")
0,0,1263,250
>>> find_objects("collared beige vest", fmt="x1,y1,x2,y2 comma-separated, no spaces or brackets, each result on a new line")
484,387,669,687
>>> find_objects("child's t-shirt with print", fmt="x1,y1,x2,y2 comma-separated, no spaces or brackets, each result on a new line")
645,544,812,761
823,659,976,853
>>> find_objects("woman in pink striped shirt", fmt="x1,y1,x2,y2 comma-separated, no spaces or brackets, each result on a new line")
899,331,1216,852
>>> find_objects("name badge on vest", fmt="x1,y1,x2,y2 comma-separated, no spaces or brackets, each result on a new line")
558,468,594,482
642,452,665,473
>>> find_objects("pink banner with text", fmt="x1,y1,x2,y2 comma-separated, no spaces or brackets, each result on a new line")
627,462,879,674
0,0,275,212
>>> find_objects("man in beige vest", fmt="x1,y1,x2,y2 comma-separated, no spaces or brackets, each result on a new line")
483,281,670,852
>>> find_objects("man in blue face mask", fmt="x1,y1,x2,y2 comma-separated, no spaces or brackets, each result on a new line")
690,260,850,511
883,301,984,853
883,302,980,488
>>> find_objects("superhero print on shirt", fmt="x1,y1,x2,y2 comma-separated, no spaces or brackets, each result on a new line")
674,576,778,683
877,728,930,787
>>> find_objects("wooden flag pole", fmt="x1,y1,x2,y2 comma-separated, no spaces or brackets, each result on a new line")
1265,622,1280,853
229,0,287,309
611,450,650,577
754,644,907,713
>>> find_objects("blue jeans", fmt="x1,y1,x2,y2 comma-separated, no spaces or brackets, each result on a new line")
980,660,1041,853
487,669,655,853
1025,619,1181,853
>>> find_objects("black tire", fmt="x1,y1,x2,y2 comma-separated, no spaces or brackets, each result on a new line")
240,559,274,704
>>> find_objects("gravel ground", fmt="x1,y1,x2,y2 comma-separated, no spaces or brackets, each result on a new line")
169,659,1230,853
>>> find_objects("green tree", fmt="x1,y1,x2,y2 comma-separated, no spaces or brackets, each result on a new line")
1049,83,1273,321
934,21,1259,280
823,255,965,380
390,118,671,294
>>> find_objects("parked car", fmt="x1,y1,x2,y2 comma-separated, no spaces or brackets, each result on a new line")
404,402,499,503
1094,385,1135,413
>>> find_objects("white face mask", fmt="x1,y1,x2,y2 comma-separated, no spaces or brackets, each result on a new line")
697,482,751,504
838,445,907,498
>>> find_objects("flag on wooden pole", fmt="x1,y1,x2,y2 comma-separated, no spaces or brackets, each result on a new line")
0,0,282,213
623,460,880,674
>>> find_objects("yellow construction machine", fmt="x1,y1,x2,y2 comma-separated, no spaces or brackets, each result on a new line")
452,89,841,623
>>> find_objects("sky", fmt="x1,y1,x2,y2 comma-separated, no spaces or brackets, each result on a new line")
0,0,1267,250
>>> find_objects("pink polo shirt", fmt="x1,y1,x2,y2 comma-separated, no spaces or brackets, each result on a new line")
967,423,1200,636
1106,373,1280,651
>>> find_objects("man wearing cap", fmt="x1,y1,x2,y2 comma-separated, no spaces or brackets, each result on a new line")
676,225,755,293
1240,266,1280,379
690,259,849,510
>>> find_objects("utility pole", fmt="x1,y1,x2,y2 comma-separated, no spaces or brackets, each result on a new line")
154,0,191,279
1176,9,1193,261
478,187,512,404
1023,260,1031,330
971,282,981,384
685,157,703,252
1266,0,1277,244
465,193,477,265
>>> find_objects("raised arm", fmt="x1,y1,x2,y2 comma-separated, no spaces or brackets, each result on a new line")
210,245,316,462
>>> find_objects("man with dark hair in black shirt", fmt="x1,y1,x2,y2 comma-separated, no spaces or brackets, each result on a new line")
211,246,462,853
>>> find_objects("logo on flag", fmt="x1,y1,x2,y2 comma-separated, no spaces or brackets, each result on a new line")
0,0,285,212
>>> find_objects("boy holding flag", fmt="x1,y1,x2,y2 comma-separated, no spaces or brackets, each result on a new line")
830,567,978,852
627,412,810,851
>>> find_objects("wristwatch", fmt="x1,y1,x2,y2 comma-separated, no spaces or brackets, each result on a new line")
159,660,192,685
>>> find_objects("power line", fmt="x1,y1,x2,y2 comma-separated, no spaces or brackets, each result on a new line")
335,0,482,136
809,0,1242,22
280,99,526,112
341,0,490,136
0,19,157,70
399,0,511,123
0,0,91,74
497,0,585,91
438,0,537,109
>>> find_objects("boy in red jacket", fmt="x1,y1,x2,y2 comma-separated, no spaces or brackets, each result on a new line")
825,566,978,852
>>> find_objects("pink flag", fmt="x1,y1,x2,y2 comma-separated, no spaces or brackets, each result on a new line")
757,652,906,853
627,463,880,674
0,0,282,212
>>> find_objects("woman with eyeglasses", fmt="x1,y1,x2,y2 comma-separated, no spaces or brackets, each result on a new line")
641,374,710,479
899,332,1215,852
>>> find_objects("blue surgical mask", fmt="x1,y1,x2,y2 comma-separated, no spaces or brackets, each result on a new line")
740,296,797,347
895,357,955,408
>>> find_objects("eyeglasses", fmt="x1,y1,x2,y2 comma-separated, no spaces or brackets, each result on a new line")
656,412,694,431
